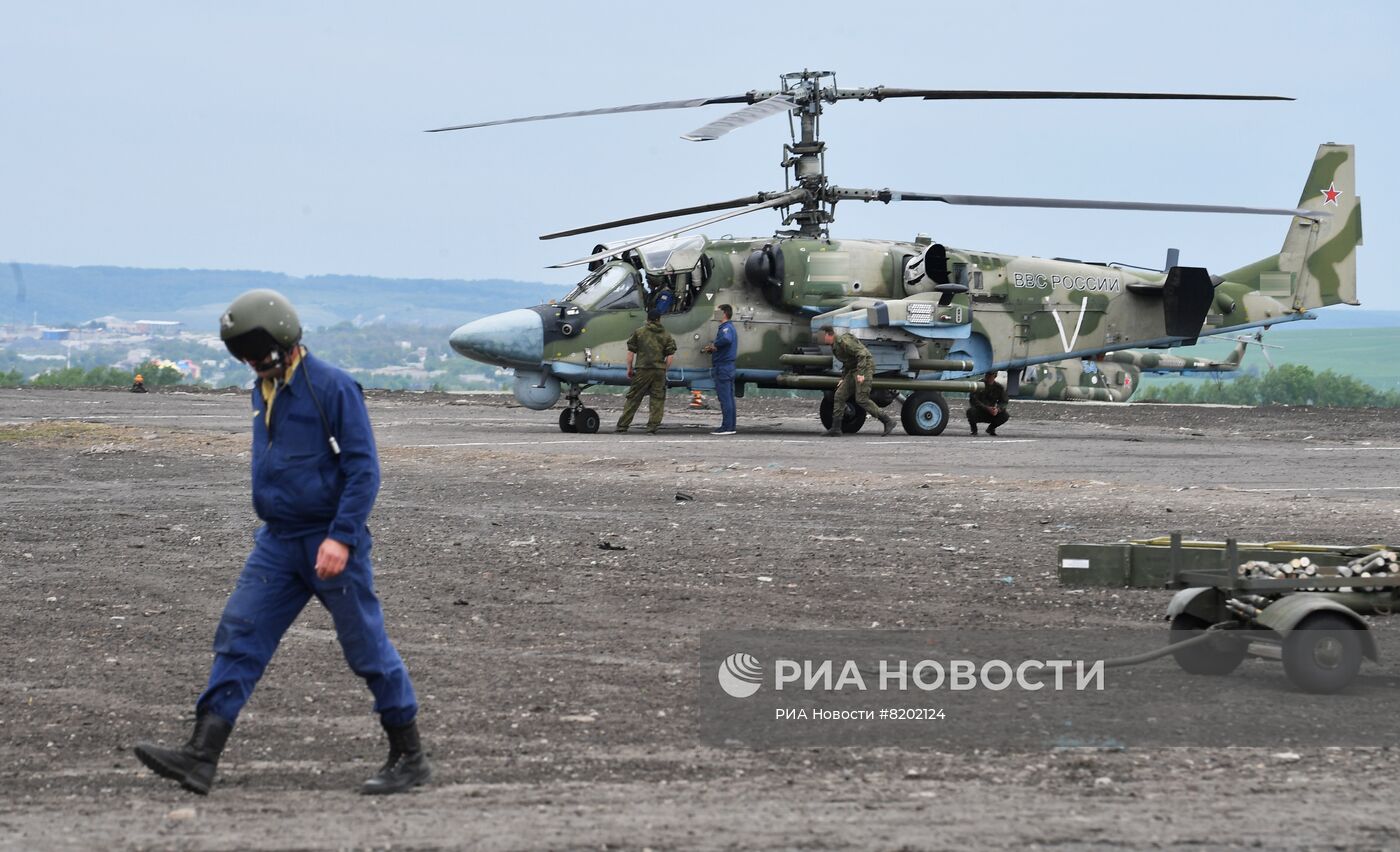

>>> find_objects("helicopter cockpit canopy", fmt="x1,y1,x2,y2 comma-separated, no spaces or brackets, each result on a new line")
643,235,712,314
565,261,643,311
639,235,708,275
565,236,712,314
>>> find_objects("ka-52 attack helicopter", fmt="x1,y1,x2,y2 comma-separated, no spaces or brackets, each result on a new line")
1017,331,1278,403
434,70,1361,436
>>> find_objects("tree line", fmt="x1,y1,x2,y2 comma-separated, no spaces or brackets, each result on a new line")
1138,364,1400,408
0,361,184,388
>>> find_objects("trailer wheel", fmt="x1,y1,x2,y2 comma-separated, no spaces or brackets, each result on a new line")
1282,612,1363,694
1169,614,1247,676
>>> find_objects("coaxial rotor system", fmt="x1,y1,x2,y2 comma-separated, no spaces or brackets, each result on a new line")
430,70,1318,267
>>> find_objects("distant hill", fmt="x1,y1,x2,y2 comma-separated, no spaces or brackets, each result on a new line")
8,262,1397,334
0,263,571,330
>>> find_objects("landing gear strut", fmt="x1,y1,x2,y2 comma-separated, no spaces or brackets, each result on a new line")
558,384,600,434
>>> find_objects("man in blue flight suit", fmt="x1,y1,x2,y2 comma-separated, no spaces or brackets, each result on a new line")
134,289,429,796
702,303,738,435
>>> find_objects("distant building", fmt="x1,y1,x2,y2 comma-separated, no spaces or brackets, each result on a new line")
84,315,140,333
134,320,181,336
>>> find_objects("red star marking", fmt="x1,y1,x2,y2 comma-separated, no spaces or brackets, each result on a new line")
1321,182,1342,205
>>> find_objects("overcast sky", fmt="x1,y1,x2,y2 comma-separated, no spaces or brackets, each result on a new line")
5,1,1396,308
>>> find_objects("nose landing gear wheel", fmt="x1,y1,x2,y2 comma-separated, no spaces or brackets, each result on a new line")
575,407,601,434
559,408,577,433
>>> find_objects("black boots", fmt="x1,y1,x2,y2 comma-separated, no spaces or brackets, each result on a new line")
136,713,429,795
134,711,233,795
880,416,897,437
361,719,431,795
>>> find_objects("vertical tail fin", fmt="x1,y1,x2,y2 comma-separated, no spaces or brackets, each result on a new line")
1279,143,1361,308
1223,143,1361,312
1220,338,1247,368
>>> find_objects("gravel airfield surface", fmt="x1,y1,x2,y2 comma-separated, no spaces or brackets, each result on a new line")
2,387,1399,851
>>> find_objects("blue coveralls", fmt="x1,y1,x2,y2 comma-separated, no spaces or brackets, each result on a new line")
197,351,418,727
712,320,737,432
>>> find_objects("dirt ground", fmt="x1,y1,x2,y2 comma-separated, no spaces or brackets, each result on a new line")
2,387,1400,851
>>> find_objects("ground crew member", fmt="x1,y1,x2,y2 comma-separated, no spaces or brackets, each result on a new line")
134,289,428,796
818,325,895,437
702,303,737,435
130,373,147,393
968,372,1010,436
616,309,676,433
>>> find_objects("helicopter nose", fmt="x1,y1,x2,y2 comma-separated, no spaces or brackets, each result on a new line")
449,309,544,368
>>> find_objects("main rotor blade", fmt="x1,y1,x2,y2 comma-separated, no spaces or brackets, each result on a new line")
837,87,1292,102
429,87,1290,133
541,193,781,240
426,94,753,133
548,189,806,269
839,188,1327,220
681,95,797,141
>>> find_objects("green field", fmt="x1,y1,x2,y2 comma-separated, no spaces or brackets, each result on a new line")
1136,327,1400,394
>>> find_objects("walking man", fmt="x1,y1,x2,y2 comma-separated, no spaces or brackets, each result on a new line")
134,289,429,796
819,325,896,437
703,304,738,435
616,309,676,434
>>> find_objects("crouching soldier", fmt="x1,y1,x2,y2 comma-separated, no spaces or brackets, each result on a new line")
968,372,1009,436
134,289,429,796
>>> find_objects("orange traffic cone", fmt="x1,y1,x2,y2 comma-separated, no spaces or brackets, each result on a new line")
689,390,704,409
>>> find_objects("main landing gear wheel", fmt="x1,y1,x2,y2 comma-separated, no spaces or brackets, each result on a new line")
819,391,868,434
1282,612,1363,694
559,409,577,433
1168,613,1247,676
900,390,949,437
574,407,601,434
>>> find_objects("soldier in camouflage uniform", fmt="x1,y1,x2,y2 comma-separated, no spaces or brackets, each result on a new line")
616,310,677,434
819,325,895,437
967,372,1009,436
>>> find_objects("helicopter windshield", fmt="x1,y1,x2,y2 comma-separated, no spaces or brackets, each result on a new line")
640,236,707,274
565,261,643,311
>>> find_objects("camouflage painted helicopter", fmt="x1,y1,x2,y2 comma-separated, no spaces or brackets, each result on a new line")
434,71,1361,435
1017,332,1273,403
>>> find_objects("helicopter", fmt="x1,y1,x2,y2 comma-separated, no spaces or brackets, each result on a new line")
1017,332,1277,403
434,70,1361,435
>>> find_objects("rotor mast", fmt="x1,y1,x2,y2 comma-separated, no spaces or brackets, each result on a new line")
779,70,835,238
